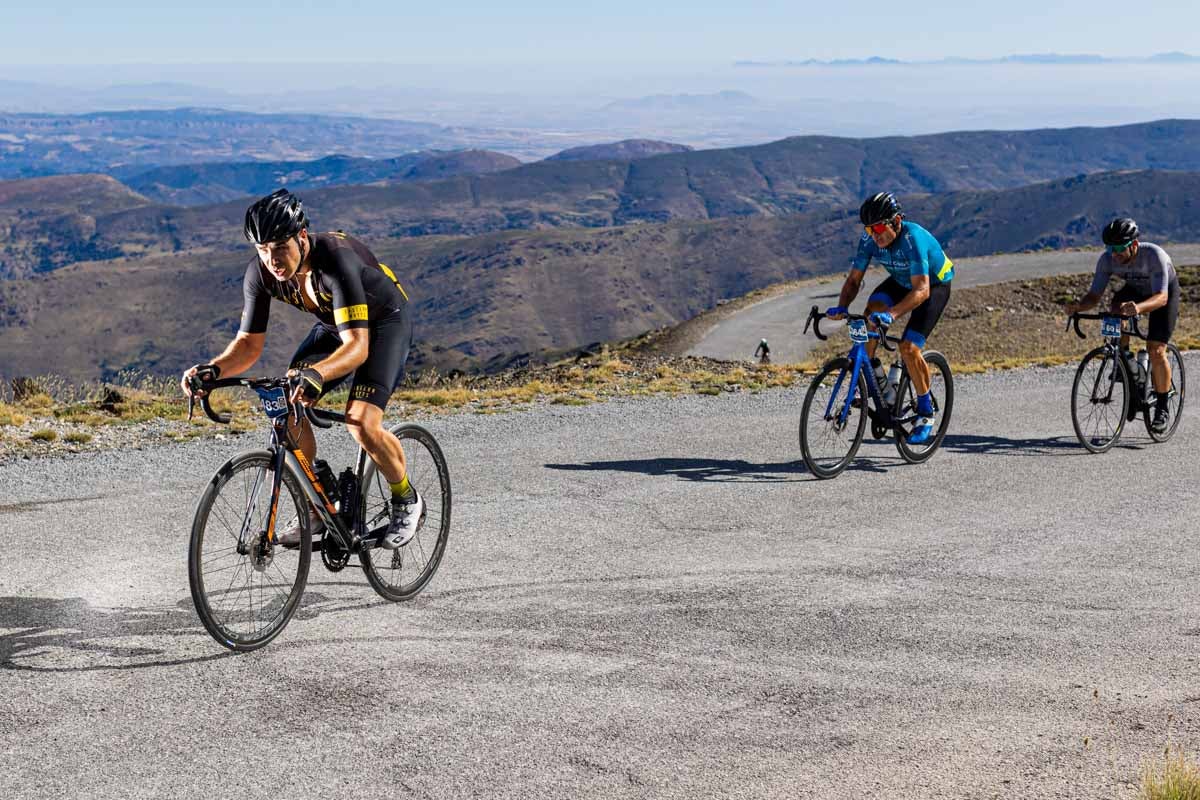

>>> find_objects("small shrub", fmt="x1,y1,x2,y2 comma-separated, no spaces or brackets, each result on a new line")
29,429,57,442
63,432,92,444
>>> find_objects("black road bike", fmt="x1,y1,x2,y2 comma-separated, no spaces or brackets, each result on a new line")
186,375,451,651
800,307,954,478
1067,313,1186,453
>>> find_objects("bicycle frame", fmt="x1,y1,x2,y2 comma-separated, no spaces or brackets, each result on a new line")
1070,313,1149,408
805,310,903,428
193,376,379,555
827,322,890,427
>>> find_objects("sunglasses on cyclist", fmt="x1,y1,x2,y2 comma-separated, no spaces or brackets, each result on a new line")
1107,240,1135,254
864,221,892,235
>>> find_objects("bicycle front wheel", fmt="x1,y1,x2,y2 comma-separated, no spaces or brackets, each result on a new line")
359,423,452,602
1144,343,1186,442
799,357,868,479
1071,346,1131,453
893,350,954,464
188,450,312,651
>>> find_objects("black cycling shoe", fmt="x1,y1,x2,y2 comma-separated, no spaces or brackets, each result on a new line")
1151,404,1171,435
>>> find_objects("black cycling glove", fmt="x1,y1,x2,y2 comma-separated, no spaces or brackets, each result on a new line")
290,367,324,401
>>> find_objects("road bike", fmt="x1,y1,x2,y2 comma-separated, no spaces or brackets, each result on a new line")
799,306,954,479
185,375,451,651
1067,312,1186,453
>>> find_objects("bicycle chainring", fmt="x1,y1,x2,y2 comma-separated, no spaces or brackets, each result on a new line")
321,535,351,572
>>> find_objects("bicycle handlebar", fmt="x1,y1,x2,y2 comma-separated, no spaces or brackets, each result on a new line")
187,375,336,429
804,306,897,351
1065,312,1145,341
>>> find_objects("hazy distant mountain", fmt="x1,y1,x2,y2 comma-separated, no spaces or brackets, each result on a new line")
121,150,522,206
737,52,1200,67
4,168,1200,379
603,91,759,112
544,140,694,162
0,108,550,180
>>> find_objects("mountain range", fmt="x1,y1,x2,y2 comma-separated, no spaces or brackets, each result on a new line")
2,168,1198,381
6,118,1200,280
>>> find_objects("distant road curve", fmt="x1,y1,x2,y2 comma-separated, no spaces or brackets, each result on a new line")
688,244,1200,363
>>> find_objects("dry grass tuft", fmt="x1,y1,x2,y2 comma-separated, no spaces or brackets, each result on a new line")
1140,748,1200,800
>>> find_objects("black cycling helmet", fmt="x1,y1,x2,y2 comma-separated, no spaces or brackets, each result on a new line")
859,192,902,226
244,188,309,244
1101,217,1140,247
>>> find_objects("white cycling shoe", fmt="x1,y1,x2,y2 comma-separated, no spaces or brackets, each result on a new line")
381,491,424,550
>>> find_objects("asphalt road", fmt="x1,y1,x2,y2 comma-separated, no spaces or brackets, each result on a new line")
688,244,1200,364
1,359,1198,799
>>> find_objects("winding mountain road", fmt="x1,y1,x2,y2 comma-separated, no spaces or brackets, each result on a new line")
688,245,1200,364
2,359,1197,798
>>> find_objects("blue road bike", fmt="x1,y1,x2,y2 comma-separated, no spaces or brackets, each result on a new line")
799,306,954,479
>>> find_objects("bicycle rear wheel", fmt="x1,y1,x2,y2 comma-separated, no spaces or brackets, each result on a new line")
893,351,954,464
1144,343,1186,442
1071,346,1131,453
359,423,452,602
799,357,868,479
188,450,311,651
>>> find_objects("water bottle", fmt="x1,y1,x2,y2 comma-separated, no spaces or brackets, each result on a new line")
313,458,338,503
871,358,886,390
884,363,902,406
1136,350,1150,396
337,468,358,523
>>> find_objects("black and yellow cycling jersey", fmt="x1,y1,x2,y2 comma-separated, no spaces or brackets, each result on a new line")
239,231,409,335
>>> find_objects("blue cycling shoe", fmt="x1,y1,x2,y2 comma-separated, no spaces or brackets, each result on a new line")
908,416,936,445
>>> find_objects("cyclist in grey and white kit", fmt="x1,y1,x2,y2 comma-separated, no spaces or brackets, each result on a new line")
1065,217,1180,434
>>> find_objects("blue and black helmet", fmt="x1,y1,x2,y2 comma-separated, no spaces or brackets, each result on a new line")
859,192,902,226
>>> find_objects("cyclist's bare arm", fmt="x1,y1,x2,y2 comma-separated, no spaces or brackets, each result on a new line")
305,328,370,386
1065,290,1102,316
831,270,865,317
1122,289,1169,315
890,274,930,319
181,332,264,395
287,328,371,407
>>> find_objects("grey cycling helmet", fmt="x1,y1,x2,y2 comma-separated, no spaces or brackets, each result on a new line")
859,192,902,225
244,188,309,244
1101,217,1140,246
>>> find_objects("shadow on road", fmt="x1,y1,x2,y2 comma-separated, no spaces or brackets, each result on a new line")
0,583,383,672
940,433,1146,456
545,455,904,482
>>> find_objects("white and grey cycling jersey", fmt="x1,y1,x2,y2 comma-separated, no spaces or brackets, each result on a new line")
1089,242,1177,297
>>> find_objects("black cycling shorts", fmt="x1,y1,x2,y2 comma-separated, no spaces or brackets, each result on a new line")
867,276,952,348
1113,277,1180,343
290,308,412,410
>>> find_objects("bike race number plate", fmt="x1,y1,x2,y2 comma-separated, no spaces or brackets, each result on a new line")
848,319,869,343
255,386,290,419
1101,316,1123,339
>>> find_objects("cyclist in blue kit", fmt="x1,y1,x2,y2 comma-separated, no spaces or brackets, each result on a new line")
825,192,954,445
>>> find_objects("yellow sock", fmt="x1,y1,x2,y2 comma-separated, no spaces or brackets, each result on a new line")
389,475,414,500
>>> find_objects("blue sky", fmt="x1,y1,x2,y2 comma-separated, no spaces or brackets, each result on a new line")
2,0,1195,65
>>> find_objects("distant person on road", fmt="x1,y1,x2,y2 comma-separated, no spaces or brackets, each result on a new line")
1064,217,1179,434
754,338,771,364
179,188,422,549
824,191,954,445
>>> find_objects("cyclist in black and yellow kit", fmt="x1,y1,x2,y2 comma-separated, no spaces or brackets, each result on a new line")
180,189,421,549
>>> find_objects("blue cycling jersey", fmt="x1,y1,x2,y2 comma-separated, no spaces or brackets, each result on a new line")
850,220,954,290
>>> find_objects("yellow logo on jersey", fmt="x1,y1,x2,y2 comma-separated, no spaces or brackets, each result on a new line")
334,304,369,324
